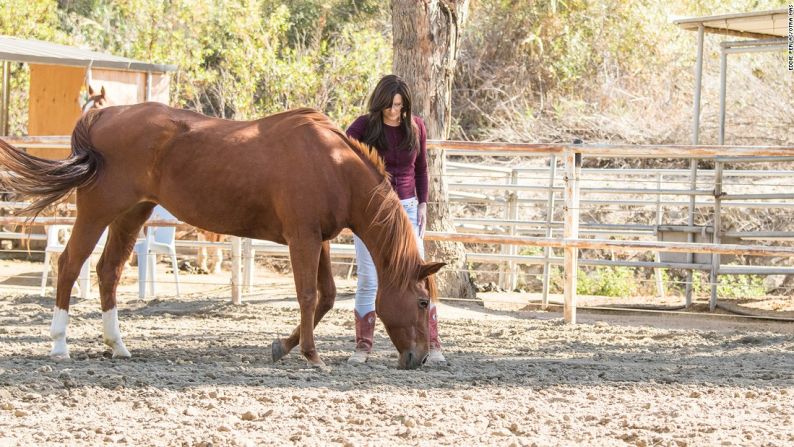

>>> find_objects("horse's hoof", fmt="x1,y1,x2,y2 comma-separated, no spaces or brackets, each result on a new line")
308,358,326,369
112,347,131,359
105,339,131,359
50,352,70,362
271,340,287,363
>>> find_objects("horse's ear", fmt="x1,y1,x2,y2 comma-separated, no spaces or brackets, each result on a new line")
100,86,106,97
417,261,446,280
88,85,95,95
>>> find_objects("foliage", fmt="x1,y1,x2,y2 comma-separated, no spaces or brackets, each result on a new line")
575,266,636,297
261,0,382,47
0,0,65,134
2,0,390,132
0,0,61,41
454,0,792,144
689,272,766,299
518,246,543,256
3,0,788,142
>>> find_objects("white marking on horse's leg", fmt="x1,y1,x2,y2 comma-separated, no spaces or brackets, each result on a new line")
102,307,131,358
198,246,208,272
212,248,223,274
50,307,70,360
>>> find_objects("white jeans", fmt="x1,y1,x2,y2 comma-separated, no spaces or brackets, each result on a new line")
353,197,423,316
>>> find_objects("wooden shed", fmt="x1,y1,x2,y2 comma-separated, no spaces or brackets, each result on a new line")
0,36,177,159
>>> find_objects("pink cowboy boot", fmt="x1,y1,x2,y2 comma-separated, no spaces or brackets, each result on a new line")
348,310,376,364
426,304,446,365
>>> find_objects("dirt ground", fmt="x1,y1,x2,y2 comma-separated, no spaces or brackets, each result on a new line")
1,259,793,446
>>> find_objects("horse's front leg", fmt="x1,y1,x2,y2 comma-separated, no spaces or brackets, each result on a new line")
277,235,324,367
272,241,336,363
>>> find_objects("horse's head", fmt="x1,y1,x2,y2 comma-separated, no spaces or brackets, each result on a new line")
376,261,445,369
82,85,108,113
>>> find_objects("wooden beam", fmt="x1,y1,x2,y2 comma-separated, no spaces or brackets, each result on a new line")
563,150,581,324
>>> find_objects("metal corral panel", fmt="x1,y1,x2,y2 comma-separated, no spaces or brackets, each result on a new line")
657,226,739,264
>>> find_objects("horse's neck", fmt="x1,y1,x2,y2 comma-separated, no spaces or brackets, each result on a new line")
349,179,420,282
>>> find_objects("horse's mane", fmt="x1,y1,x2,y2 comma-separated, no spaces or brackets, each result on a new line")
345,138,389,181
365,179,424,291
426,275,439,302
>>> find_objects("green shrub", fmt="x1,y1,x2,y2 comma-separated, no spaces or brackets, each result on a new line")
576,266,636,297
690,272,766,299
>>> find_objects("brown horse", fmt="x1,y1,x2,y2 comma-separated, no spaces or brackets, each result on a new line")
81,85,108,113
0,103,444,369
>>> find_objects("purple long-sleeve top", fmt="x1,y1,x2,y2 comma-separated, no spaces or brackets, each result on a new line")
346,114,429,204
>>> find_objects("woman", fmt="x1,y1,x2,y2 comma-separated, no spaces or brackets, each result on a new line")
346,74,445,365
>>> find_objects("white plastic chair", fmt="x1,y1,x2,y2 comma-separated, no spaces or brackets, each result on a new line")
134,205,180,298
41,225,108,299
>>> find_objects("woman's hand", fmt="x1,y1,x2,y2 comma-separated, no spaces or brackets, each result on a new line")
417,202,427,238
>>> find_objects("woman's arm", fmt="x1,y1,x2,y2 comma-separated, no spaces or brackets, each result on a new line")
414,117,429,237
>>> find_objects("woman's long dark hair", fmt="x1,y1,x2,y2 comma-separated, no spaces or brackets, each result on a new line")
363,74,418,152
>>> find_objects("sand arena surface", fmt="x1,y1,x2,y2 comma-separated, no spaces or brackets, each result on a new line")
0,261,793,446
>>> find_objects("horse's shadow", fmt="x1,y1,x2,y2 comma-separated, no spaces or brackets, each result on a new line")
0,270,43,288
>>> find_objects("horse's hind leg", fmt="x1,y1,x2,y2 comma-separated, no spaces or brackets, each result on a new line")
50,215,109,360
272,241,337,362
270,235,326,367
97,203,155,358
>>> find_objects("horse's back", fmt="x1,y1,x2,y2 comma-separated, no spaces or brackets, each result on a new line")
91,103,342,157
83,103,359,240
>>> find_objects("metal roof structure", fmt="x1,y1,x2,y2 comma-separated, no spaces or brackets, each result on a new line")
0,35,177,73
673,8,789,39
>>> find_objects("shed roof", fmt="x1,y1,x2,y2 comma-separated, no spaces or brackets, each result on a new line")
0,35,177,73
673,8,789,39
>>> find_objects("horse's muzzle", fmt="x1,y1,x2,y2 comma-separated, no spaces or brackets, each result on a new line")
398,350,428,370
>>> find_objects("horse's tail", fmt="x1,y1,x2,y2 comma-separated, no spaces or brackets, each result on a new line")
0,110,105,218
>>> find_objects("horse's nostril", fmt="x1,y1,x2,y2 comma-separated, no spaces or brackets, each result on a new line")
421,354,429,365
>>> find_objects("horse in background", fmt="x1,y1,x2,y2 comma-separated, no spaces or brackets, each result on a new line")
0,103,444,369
196,230,224,274
81,85,108,112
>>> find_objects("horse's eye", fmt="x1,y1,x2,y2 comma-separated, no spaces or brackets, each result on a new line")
418,299,429,309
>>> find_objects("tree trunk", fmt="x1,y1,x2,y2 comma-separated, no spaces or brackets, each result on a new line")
392,0,476,300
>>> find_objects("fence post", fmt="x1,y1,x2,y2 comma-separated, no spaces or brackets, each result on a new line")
507,169,519,290
710,45,728,311
685,160,698,307
654,172,666,298
231,236,242,305
1,61,9,136
686,24,705,308
499,169,518,291
541,154,557,309
710,161,723,311
242,238,254,293
498,171,513,290
563,146,582,324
